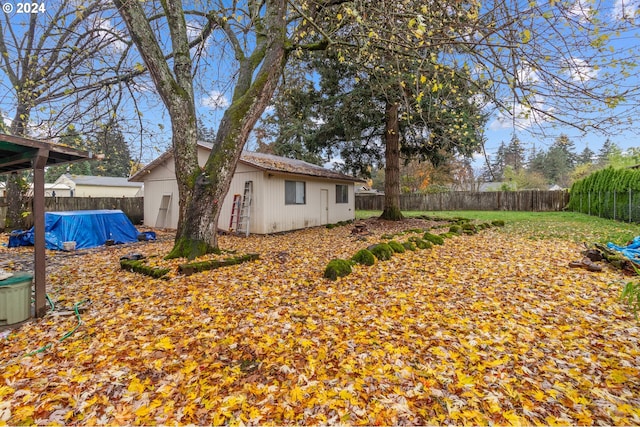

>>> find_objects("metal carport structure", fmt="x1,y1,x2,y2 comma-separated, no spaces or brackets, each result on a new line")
0,133,93,318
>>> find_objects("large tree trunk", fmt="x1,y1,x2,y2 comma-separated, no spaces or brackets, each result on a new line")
165,0,288,259
116,0,287,259
380,101,404,220
4,173,25,230
4,105,31,230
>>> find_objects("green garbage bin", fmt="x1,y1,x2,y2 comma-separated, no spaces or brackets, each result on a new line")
0,272,32,325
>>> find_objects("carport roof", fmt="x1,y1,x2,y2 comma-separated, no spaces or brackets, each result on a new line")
0,133,91,174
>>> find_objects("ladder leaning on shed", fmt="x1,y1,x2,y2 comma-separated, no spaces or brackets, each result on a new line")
236,180,253,237
229,194,242,232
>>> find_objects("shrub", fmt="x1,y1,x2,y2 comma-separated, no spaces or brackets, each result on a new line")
449,225,463,235
491,220,506,227
441,232,457,239
462,223,477,235
408,236,432,249
423,232,444,245
387,240,406,253
323,259,352,280
380,234,395,240
404,228,424,234
352,249,376,266
402,241,417,251
370,243,394,261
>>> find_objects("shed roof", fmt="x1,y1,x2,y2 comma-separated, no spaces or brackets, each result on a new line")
129,141,364,183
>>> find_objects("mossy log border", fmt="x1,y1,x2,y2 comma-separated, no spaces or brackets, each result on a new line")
120,259,171,279
120,253,260,278
178,253,260,276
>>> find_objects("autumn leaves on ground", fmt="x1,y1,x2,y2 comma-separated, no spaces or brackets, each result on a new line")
1,217,639,426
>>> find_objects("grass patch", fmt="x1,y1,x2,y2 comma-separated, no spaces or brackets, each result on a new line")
357,210,639,244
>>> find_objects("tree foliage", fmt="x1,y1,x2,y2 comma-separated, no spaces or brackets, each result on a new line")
112,0,640,256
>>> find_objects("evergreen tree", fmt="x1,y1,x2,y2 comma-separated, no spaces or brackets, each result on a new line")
263,50,486,219
89,124,132,177
45,124,133,181
490,142,507,180
505,136,526,171
543,134,578,186
577,145,595,165
197,118,217,144
597,138,617,165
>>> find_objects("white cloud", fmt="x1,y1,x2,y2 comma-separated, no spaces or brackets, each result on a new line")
564,57,598,82
612,0,640,20
567,0,595,23
202,90,230,110
187,21,203,43
489,97,553,131
94,18,127,53
187,20,211,52
517,63,540,85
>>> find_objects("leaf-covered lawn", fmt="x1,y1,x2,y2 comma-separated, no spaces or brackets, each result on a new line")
1,219,639,425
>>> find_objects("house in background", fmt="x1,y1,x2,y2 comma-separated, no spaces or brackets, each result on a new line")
129,142,364,234
53,174,143,197
25,182,73,197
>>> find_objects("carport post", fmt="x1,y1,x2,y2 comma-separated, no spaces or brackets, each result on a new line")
33,148,48,318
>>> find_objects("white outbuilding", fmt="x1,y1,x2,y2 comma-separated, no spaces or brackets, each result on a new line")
129,142,364,234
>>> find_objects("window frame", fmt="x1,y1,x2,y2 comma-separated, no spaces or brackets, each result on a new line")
336,184,349,204
285,180,306,205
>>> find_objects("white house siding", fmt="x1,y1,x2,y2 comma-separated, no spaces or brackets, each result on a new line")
134,145,360,233
259,173,355,234
73,185,141,198
139,156,180,228
217,166,264,233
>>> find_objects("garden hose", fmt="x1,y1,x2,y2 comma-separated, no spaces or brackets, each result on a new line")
24,298,89,357
46,293,55,310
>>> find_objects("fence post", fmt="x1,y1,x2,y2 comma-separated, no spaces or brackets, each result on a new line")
630,187,632,224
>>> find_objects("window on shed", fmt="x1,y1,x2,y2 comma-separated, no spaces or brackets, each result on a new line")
336,184,349,203
285,181,306,204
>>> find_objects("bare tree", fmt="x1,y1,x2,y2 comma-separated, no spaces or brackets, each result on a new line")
0,0,147,228
113,0,323,259
112,0,640,257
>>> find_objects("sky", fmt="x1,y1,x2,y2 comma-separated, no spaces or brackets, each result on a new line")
1,0,639,172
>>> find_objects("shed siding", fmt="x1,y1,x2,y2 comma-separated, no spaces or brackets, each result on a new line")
140,147,357,233
218,169,264,234
260,174,355,234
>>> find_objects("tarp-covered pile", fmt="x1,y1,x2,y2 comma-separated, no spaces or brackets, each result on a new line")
9,210,140,250
608,236,640,267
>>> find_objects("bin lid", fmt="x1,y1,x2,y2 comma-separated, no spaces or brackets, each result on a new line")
0,272,33,287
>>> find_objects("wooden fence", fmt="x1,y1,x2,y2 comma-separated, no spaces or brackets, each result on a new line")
0,197,144,230
356,190,570,212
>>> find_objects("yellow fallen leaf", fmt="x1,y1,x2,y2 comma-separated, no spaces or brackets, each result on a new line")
290,386,304,403
154,336,174,350
127,377,145,394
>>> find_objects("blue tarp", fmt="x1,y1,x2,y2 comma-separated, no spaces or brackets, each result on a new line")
608,236,640,266
9,210,140,250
